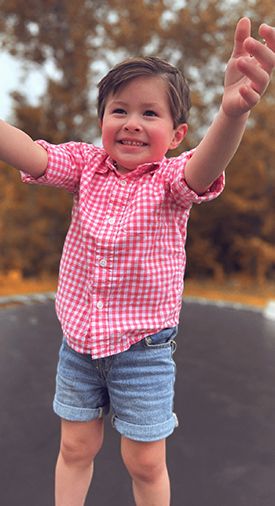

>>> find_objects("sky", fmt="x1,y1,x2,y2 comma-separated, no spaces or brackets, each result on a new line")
0,51,45,121
0,52,19,120
0,49,103,146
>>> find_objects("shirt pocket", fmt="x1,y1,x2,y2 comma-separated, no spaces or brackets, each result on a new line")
121,185,165,235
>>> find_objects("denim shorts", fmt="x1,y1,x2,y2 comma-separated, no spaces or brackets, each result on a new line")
53,327,178,442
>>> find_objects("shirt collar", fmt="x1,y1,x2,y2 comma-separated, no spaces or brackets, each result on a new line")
97,155,163,178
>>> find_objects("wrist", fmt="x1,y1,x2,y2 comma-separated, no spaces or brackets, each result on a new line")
219,106,250,126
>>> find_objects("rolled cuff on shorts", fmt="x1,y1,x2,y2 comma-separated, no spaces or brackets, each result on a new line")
53,398,110,422
112,412,179,442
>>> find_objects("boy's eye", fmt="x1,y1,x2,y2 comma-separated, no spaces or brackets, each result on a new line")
144,110,157,117
113,108,126,114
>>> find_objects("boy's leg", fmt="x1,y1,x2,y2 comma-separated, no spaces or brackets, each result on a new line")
55,417,104,506
121,436,170,506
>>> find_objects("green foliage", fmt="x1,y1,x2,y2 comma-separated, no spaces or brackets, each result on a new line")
0,0,274,281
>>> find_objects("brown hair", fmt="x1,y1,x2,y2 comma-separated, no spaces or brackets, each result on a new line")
97,56,191,128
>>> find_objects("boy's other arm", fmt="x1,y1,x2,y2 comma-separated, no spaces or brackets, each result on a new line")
184,18,275,195
0,120,48,177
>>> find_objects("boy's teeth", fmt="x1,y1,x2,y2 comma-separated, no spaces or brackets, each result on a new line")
121,140,144,146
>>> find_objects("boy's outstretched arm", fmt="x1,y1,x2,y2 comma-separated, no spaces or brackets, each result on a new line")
184,18,275,195
0,120,48,177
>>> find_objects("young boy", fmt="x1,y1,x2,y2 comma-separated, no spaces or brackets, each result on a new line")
1,17,274,506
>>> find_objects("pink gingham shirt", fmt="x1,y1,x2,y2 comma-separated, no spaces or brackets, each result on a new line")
22,141,224,358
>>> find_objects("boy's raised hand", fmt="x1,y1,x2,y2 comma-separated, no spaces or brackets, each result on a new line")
222,17,275,117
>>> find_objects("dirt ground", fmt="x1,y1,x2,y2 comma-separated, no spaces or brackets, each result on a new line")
0,272,274,307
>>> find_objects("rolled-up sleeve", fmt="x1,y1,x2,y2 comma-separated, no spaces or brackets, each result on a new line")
169,149,225,207
21,140,88,194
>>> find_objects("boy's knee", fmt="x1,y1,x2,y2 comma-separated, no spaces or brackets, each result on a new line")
59,419,104,467
60,438,94,468
121,437,167,483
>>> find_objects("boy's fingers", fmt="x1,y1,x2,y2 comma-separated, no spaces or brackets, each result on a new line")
237,57,270,96
232,17,251,58
259,23,275,53
244,36,275,76
239,84,262,110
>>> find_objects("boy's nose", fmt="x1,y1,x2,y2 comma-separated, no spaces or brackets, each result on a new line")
123,115,142,132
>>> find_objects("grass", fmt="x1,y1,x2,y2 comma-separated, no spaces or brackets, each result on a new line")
0,272,58,297
184,278,275,307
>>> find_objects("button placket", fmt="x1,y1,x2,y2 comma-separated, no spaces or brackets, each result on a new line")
90,176,133,339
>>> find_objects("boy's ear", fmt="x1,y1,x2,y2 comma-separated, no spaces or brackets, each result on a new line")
98,119,103,129
169,123,188,150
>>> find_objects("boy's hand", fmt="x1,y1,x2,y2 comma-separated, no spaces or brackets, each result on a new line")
222,17,275,117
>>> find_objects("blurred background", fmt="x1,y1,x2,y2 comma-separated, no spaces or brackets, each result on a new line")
0,0,274,302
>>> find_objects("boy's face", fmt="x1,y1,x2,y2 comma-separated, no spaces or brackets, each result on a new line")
100,76,187,175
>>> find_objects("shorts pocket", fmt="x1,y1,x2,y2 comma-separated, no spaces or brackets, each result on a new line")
143,327,177,352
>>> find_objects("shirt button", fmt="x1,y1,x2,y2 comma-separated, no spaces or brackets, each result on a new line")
97,301,104,309
120,179,127,186
108,217,115,225
99,259,107,267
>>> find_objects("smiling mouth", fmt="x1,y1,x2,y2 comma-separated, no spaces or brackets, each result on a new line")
119,140,147,146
